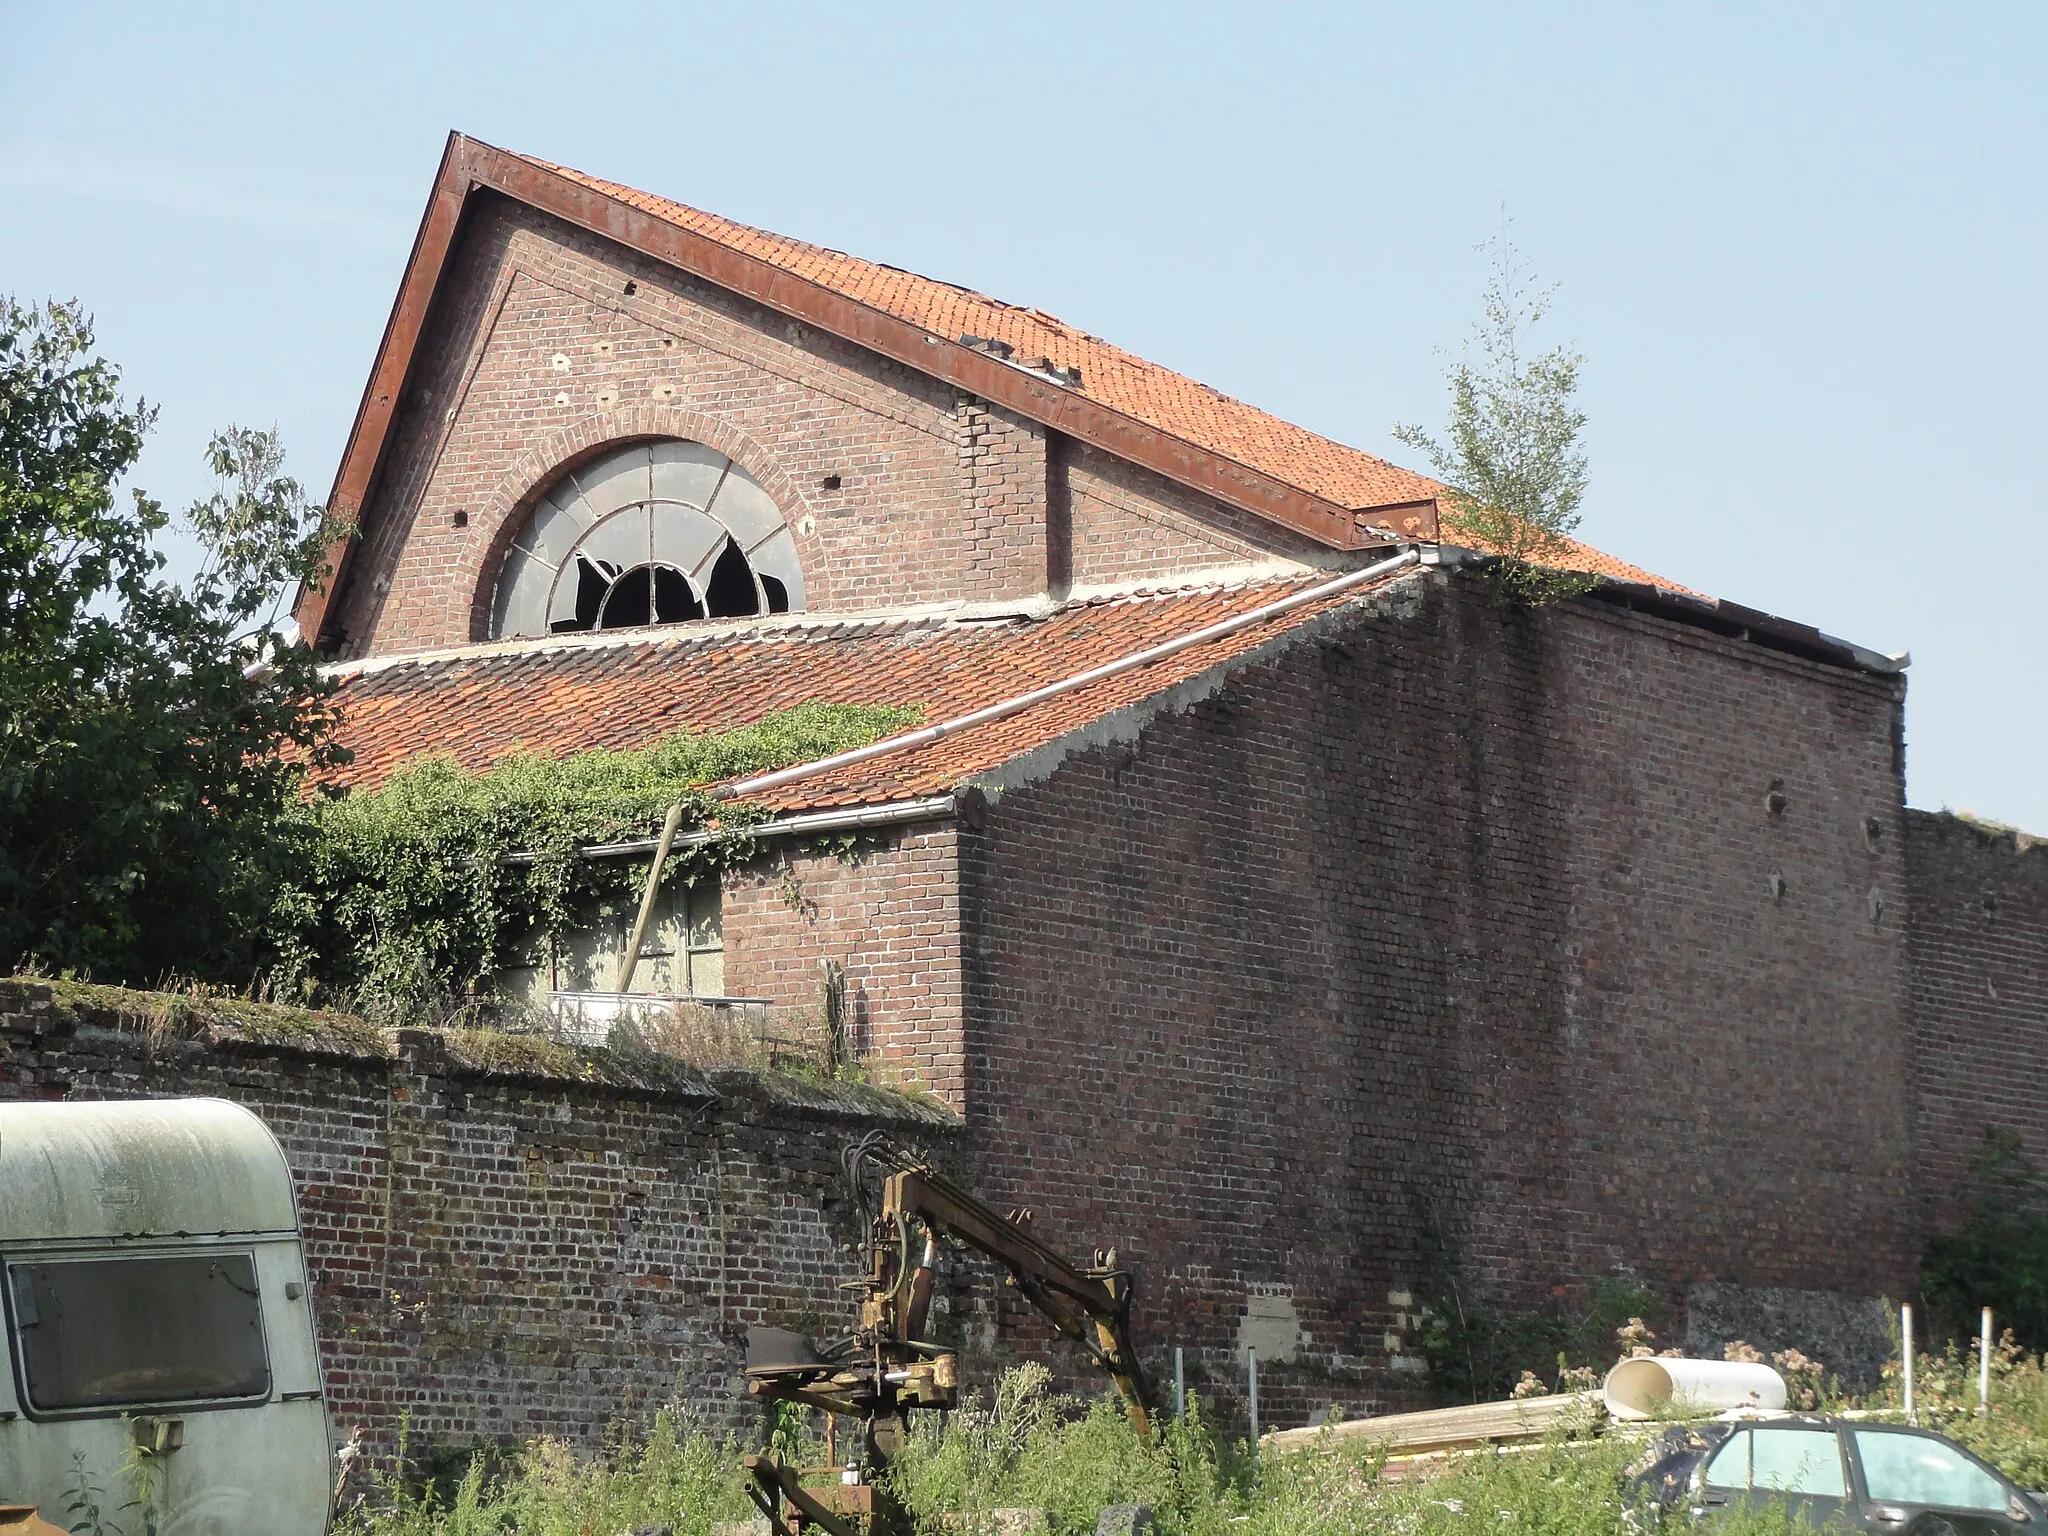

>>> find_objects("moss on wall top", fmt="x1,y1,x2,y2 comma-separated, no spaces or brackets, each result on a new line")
0,977,956,1126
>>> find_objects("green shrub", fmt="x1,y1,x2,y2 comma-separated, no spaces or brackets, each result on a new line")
1415,1198,1664,1403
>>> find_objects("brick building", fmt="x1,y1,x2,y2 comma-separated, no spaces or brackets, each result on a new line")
285,133,2043,1420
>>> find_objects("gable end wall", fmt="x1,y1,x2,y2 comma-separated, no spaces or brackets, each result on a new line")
331,196,1286,658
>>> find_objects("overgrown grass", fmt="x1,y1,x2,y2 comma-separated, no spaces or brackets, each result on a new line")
1866,1332,2048,1492
347,1356,2048,1536
5,974,389,1055
342,1409,756,1536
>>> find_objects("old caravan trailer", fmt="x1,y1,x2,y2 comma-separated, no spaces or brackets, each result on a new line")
0,1099,329,1536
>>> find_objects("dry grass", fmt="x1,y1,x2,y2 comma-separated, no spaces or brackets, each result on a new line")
612,1000,838,1076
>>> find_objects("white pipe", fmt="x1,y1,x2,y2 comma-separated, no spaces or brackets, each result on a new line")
1981,1306,1993,1415
1903,1304,1915,1423
502,795,959,865
1603,1358,1787,1421
715,548,1425,803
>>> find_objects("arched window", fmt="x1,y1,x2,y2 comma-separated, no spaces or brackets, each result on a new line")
490,439,805,639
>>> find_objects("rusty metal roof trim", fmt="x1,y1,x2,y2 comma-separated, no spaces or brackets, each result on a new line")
296,133,1438,646
297,132,476,647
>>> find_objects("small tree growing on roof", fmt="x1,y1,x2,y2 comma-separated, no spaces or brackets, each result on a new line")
1393,221,1599,606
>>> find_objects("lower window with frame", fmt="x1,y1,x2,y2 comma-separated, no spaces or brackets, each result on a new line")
7,1253,270,1413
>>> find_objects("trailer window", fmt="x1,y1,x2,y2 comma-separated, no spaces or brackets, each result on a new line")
7,1254,269,1412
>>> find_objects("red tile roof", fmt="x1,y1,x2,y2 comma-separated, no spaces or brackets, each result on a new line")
323,573,1421,812
529,156,1442,518
519,157,1690,598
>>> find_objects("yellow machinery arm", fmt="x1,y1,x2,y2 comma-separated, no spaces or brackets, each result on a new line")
742,1137,1157,1531
877,1163,1155,1438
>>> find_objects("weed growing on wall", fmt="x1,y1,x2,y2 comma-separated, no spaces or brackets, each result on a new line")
269,701,919,1019
1924,1127,2048,1352
1391,223,1599,608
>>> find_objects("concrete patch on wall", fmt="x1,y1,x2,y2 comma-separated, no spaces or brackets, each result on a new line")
1684,1284,1893,1388
1237,1291,1301,1365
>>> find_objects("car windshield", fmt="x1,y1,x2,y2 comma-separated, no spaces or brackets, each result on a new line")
7,1253,270,1412
1854,1430,2008,1513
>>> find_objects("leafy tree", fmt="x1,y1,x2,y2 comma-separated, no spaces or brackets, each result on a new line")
1925,1127,2048,1350
0,297,348,984
1394,226,1597,606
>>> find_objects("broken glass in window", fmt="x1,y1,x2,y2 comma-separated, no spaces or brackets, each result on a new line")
491,440,805,639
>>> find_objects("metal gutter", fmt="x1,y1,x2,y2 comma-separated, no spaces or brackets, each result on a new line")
296,132,474,648
1592,583,1910,677
716,547,1425,803
502,794,959,865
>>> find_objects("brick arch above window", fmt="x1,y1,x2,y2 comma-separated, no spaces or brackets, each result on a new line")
459,405,816,642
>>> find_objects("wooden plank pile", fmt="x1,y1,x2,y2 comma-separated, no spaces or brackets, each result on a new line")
1264,1391,1606,1462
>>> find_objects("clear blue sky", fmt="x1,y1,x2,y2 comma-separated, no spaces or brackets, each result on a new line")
3,2,2042,828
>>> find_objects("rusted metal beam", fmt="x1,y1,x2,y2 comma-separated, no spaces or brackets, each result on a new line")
890,1169,1120,1317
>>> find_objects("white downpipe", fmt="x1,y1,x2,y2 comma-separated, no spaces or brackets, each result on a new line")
716,548,1425,803
1603,1358,1788,1421
1981,1306,1993,1415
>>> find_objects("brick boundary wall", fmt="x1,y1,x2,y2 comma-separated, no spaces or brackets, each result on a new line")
0,982,955,1460
1907,809,2048,1224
